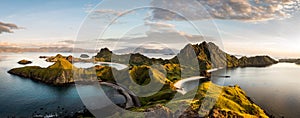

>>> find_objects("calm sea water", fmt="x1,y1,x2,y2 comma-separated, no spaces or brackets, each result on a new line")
0,52,106,117
224,63,300,118
0,52,299,117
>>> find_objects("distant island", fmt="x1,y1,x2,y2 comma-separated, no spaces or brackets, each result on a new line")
279,58,300,65
8,41,272,117
94,41,278,68
0,46,96,53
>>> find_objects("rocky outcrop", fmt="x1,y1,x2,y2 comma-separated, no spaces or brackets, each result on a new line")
8,58,75,85
80,54,89,58
17,59,32,65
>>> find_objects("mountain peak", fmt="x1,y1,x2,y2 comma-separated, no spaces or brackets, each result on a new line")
48,58,74,69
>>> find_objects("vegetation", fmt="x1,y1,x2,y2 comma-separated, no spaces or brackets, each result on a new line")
9,58,75,85
95,42,278,69
8,66,74,85
8,41,272,117
110,82,268,118
48,58,74,69
194,82,268,117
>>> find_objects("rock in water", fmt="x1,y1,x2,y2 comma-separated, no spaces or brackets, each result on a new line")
80,54,89,58
18,59,32,65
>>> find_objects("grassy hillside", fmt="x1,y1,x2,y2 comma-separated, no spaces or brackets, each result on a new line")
48,58,74,69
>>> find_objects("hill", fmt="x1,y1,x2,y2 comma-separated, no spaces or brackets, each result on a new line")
8,58,75,85
95,42,278,69
114,46,178,55
48,58,74,69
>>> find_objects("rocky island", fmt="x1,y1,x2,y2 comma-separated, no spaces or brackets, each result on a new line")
7,41,272,117
17,59,32,65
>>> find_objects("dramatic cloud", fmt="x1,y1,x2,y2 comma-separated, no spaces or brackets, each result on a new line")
0,21,20,34
150,0,300,21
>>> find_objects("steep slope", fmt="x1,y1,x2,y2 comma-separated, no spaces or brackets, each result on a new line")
48,58,74,69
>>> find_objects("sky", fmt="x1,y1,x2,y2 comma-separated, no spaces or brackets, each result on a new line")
1,0,300,58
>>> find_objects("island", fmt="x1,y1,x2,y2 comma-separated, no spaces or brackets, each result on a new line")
17,59,32,65
80,54,90,58
279,58,300,65
8,41,272,117
9,58,75,85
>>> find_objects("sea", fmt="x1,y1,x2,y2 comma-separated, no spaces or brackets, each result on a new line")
0,52,299,117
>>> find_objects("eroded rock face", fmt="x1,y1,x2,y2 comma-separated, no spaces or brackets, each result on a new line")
17,59,32,65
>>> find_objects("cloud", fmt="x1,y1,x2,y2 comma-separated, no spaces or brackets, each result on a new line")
91,30,216,51
0,21,20,34
144,21,175,28
150,0,300,21
0,42,18,47
89,9,124,19
144,21,177,34
93,9,123,16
